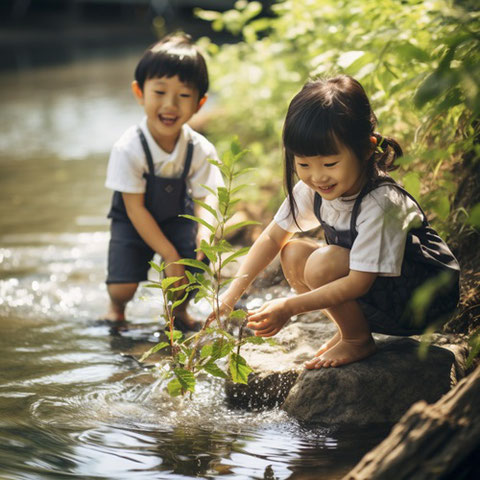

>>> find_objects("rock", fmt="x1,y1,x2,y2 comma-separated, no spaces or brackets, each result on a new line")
282,337,457,425
225,305,469,426
344,364,480,479
225,369,299,410
225,313,335,410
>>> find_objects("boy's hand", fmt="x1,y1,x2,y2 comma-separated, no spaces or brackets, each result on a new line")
247,298,292,337
164,258,187,289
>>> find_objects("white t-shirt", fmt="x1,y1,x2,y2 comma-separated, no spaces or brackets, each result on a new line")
105,117,224,199
274,181,424,277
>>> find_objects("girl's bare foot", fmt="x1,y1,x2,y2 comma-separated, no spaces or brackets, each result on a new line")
305,336,376,369
314,331,341,357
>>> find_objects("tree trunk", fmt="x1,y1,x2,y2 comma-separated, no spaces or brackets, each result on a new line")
344,364,480,480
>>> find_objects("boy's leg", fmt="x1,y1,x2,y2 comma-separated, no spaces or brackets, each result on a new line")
105,283,138,322
280,241,376,368
105,220,153,322
159,215,204,331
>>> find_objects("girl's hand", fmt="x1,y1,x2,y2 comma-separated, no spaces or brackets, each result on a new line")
206,301,233,327
246,298,292,337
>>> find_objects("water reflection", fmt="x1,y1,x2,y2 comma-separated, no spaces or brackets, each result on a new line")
0,53,141,160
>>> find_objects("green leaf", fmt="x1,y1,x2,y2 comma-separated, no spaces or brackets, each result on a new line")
199,183,217,197
224,220,260,236
145,283,163,289
229,352,253,384
139,342,170,362
200,344,213,358
211,339,234,360
179,214,216,233
174,367,196,393
175,258,213,275
172,292,189,311
167,377,183,396
167,329,183,342
203,361,229,379
169,284,189,293
161,276,184,290
221,247,250,268
193,198,219,220
149,261,166,274
229,309,247,320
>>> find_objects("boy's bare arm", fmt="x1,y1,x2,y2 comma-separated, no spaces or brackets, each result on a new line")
122,193,180,263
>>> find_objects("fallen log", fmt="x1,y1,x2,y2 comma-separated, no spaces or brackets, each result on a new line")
344,364,480,479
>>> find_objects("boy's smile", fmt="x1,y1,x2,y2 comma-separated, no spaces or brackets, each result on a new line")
133,75,205,152
294,143,365,199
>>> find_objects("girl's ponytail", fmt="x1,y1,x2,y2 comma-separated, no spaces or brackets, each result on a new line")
372,133,402,174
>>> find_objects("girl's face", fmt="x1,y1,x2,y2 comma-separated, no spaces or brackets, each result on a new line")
294,142,365,199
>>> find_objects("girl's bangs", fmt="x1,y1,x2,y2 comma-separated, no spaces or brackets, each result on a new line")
284,115,341,158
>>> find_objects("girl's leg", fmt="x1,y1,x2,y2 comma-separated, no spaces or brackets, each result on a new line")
303,246,375,367
281,242,376,368
105,283,138,322
281,241,342,354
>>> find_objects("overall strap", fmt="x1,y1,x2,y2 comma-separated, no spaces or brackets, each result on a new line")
349,176,429,243
313,192,322,223
136,127,155,175
181,142,194,180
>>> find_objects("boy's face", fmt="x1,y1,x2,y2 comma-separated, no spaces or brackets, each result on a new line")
132,75,206,152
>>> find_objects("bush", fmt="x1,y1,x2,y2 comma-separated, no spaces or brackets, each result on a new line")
198,0,480,235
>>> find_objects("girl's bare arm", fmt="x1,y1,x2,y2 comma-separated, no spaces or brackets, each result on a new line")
220,221,293,309
247,270,377,336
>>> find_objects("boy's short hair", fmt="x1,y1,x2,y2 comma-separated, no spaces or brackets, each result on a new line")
134,33,209,99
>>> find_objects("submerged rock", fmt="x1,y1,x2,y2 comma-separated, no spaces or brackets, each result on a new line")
226,311,468,426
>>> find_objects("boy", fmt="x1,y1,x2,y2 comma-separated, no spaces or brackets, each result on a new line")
104,33,223,330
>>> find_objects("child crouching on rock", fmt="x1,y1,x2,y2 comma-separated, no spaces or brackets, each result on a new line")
218,75,460,368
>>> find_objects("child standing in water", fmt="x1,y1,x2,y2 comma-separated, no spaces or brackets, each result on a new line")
104,34,223,330
219,75,460,368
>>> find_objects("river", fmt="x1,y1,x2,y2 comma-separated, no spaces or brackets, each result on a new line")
0,47,388,479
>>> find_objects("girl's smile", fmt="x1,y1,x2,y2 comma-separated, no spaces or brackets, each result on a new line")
294,142,365,199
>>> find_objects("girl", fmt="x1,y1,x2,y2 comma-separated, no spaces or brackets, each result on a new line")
219,75,460,368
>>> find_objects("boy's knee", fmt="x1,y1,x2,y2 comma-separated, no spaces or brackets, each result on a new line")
304,245,349,289
107,283,138,304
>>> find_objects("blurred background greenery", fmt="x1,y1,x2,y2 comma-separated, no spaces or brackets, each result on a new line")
197,0,480,241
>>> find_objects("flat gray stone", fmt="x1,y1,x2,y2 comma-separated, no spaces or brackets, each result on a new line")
282,337,456,425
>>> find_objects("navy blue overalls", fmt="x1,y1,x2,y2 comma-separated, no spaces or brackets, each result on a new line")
313,176,460,335
106,127,197,284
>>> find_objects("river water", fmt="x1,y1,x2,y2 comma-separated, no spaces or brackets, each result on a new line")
0,49,388,479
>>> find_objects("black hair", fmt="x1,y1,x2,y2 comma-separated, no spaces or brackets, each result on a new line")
134,33,209,99
282,75,402,225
